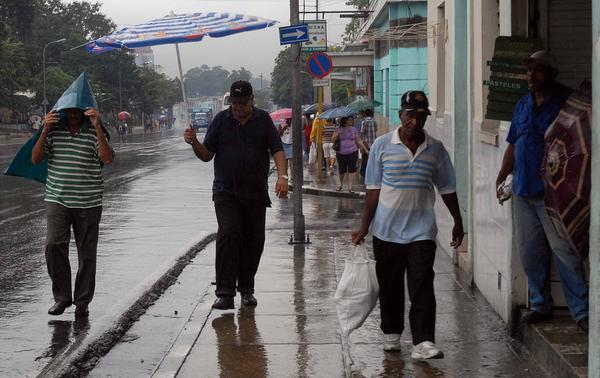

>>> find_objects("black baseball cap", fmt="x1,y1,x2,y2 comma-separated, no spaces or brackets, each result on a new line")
400,90,431,115
230,80,253,103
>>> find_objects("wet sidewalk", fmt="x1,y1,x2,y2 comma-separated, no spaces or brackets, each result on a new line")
89,201,544,377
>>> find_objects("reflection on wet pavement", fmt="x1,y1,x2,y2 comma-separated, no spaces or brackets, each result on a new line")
0,132,217,376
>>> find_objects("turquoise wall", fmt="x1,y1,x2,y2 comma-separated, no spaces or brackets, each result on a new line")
373,1,428,126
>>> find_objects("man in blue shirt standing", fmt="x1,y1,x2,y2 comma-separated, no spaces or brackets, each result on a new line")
496,51,589,331
352,91,464,359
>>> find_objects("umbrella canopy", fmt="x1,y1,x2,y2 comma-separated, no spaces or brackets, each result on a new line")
118,111,131,120
318,106,359,120
302,103,336,115
541,80,591,257
4,72,109,184
269,108,292,124
86,12,278,53
347,99,382,111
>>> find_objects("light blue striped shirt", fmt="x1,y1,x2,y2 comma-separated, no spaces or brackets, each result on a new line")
365,128,456,244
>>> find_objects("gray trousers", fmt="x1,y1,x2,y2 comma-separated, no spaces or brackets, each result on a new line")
45,202,102,307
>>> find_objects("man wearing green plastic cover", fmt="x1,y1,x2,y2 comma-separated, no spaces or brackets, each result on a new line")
31,74,113,318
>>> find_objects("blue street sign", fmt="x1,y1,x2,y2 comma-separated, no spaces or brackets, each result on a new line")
306,52,333,79
279,24,309,45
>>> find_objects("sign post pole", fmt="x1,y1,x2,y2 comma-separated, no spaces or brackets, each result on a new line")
290,0,306,244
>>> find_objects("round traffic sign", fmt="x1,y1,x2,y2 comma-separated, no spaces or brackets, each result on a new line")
306,52,333,79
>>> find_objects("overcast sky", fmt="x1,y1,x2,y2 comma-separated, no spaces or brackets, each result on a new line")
86,0,355,81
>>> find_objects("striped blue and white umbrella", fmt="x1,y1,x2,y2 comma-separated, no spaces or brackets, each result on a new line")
86,12,278,54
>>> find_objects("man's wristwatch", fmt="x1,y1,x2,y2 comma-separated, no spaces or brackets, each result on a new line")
279,175,289,181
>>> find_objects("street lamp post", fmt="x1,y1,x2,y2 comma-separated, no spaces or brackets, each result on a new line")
42,38,66,115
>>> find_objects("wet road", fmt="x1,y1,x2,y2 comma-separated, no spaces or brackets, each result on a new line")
0,130,221,376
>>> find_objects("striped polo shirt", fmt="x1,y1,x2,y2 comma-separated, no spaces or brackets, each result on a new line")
365,128,456,244
322,123,336,142
44,124,104,208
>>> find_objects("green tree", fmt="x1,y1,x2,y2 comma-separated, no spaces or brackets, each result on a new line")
226,67,252,89
343,0,369,43
332,81,353,106
0,36,28,108
39,66,75,106
270,47,313,107
184,65,230,97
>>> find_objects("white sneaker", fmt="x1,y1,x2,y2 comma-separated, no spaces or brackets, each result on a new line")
383,334,401,351
411,341,444,360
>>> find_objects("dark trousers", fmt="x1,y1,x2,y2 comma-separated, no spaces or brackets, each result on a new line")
373,237,437,345
214,193,267,297
360,152,369,177
45,202,102,307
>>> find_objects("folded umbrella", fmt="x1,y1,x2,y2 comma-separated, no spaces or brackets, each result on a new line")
541,80,591,257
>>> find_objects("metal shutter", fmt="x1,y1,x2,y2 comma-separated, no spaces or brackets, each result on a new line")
547,0,592,88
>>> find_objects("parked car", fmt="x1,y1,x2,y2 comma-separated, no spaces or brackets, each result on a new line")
191,112,210,131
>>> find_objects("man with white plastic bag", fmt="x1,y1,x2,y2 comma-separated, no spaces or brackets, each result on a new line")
334,244,379,338
352,91,464,359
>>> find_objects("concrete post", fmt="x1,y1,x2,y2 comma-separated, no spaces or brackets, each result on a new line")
453,0,469,241
588,1,600,375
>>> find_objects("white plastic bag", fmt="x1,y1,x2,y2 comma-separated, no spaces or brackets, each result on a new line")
308,142,317,165
335,244,379,338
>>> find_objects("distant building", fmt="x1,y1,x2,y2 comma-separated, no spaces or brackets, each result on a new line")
133,47,155,69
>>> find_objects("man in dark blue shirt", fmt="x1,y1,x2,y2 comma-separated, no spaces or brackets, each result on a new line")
184,81,288,310
496,51,589,332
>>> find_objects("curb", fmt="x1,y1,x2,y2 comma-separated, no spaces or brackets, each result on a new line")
38,233,217,378
289,184,365,199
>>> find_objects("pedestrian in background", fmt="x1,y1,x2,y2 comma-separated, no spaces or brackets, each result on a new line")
30,73,114,318
332,116,368,192
352,90,463,359
278,117,294,179
322,119,337,175
184,80,288,310
359,109,378,178
496,50,589,331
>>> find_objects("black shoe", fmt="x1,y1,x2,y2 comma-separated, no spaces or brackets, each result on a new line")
521,310,553,324
75,306,89,318
212,296,234,310
48,301,72,315
577,317,589,333
241,293,257,307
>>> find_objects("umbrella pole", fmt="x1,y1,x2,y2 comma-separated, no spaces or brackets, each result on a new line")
175,43,189,128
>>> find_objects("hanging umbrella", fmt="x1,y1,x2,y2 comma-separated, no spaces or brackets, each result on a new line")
269,108,292,124
540,80,591,258
302,103,336,115
318,106,359,120
347,99,382,111
118,111,131,120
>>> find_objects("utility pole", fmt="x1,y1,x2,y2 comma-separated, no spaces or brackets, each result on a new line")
290,0,306,243
260,73,263,90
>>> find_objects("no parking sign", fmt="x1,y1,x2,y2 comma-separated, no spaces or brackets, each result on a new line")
306,52,333,79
